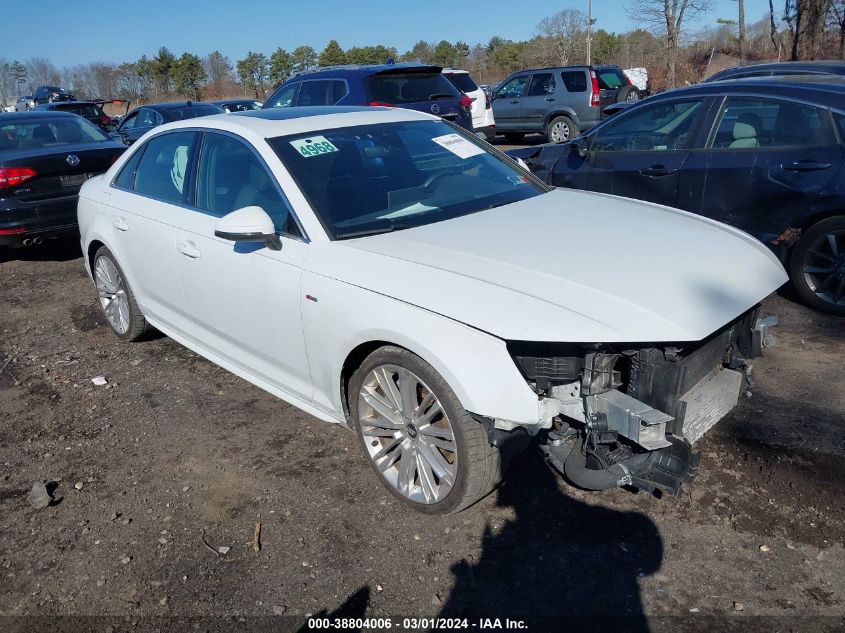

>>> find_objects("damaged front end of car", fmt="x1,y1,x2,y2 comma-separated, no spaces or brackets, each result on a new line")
507,307,777,496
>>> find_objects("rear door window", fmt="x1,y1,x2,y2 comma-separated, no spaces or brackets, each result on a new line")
296,80,333,106
366,72,459,104
526,73,555,96
709,97,835,149
596,69,626,90
561,71,587,92
132,131,197,204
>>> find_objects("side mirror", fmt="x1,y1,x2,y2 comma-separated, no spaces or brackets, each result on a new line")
214,206,281,251
571,138,588,158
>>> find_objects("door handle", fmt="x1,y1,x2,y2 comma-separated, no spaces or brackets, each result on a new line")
639,166,678,177
781,160,832,172
176,240,201,259
112,217,129,231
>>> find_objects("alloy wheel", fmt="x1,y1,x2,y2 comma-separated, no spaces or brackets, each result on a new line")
95,256,131,334
357,364,458,504
626,90,640,101
802,229,845,307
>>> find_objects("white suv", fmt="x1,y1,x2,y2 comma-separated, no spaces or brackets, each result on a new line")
443,69,495,140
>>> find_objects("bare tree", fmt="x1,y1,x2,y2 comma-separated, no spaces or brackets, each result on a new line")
26,56,61,89
785,0,833,60
536,9,588,66
627,0,712,87
829,0,845,57
769,0,785,58
737,0,746,60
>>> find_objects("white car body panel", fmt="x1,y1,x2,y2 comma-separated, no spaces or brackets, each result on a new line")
78,107,786,435
444,69,495,134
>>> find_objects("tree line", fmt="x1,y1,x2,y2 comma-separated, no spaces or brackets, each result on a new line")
2,1,844,107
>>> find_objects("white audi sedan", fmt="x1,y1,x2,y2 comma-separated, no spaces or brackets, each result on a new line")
78,106,787,514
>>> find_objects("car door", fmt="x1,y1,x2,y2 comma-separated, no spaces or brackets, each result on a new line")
173,131,313,401
677,96,843,242
105,130,199,338
520,72,556,131
115,111,140,144
553,97,709,208
492,75,528,130
126,108,161,144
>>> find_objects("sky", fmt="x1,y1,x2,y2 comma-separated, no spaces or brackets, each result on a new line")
2,0,776,67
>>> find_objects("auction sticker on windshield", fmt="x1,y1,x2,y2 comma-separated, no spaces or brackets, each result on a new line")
289,135,339,157
432,133,485,159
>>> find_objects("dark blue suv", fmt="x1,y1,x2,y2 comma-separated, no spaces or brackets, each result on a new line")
263,63,473,131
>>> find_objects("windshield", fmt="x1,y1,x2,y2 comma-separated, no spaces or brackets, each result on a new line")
446,73,479,93
365,72,460,104
0,117,110,151
269,120,544,239
166,105,223,120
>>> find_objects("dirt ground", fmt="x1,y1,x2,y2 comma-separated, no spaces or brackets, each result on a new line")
0,238,843,633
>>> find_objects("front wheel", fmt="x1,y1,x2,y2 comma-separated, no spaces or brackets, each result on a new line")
788,216,845,316
93,246,152,341
547,116,578,143
349,346,501,514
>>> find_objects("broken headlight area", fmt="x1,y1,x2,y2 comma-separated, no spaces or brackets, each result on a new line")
507,307,772,495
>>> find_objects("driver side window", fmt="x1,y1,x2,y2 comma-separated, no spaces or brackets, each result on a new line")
497,76,528,99
591,99,704,153
120,112,138,131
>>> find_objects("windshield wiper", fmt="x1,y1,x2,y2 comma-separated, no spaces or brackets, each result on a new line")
428,93,455,100
335,222,416,239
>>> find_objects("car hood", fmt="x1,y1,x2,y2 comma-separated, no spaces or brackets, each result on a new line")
308,189,788,343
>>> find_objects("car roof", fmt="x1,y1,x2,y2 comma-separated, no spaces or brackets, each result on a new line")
292,62,442,79
0,110,80,123
210,99,258,104
36,101,100,108
649,76,845,108
154,105,437,140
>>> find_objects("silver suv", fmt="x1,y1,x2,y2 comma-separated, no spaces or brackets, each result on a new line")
493,65,639,143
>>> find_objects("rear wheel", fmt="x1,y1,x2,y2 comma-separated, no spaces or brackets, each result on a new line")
548,116,578,143
93,246,152,341
349,346,500,514
788,216,845,316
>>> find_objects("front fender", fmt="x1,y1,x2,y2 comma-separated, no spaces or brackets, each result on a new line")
300,270,541,426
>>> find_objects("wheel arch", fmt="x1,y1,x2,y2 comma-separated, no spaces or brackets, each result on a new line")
783,209,845,265
543,108,578,133
86,239,106,278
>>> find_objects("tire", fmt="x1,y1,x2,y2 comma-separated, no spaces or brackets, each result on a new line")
547,115,578,143
503,132,524,144
616,85,640,102
93,246,152,341
349,345,501,514
788,216,845,316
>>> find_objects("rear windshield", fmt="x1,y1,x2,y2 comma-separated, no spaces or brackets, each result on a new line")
55,104,104,118
166,105,223,120
366,72,460,104
596,68,628,90
268,120,543,239
446,73,479,93
0,117,110,151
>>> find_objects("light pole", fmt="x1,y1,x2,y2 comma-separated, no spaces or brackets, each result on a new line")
586,0,598,65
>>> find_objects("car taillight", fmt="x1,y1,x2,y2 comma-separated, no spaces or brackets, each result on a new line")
100,114,111,125
369,101,394,107
0,167,37,189
0,227,25,235
459,94,472,109
485,93,491,109
590,70,601,107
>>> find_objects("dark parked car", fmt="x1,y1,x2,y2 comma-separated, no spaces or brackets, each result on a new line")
0,111,126,247
111,101,224,145
263,63,473,131
493,65,639,144
706,60,845,83
211,99,263,113
32,86,74,106
33,101,113,130
509,78,845,315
